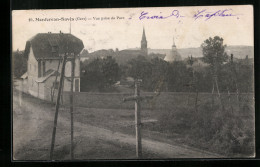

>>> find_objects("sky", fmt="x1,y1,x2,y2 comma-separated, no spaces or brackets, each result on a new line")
12,5,253,52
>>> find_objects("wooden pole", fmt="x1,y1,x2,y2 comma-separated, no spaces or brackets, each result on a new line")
187,68,194,105
135,81,142,158
51,59,61,102
211,79,215,108
122,79,155,158
60,78,64,105
70,54,75,159
227,88,233,113
50,54,67,160
214,76,220,98
214,76,225,111
195,89,199,112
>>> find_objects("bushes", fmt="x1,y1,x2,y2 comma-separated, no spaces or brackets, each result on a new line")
81,55,253,93
156,96,254,156
81,56,120,92
13,51,27,78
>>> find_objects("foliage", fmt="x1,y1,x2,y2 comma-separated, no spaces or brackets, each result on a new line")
81,54,253,93
125,56,169,91
81,56,120,92
126,55,152,83
79,36,252,93
167,61,190,92
201,36,228,72
157,97,254,156
12,51,27,78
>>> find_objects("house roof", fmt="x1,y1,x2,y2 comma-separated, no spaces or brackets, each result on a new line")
164,49,182,62
24,33,84,60
119,49,146,56
35,69,60,83
20,72,28,79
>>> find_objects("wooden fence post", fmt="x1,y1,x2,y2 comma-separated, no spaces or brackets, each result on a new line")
195,89,199,112
123,79,155,158
50,54,67,160
227,88,233,113
211,80,215,108
51,59,61,102
134,81,142,158
70,54,75,159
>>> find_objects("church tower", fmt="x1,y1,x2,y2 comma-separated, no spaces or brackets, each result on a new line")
141,28,148,55
172,37,176,50
164,36,182,62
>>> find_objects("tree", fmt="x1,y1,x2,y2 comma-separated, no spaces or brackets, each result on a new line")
201,36,228,73
167,61,190,92
150,57,169,92
13,50,27,78
80,56,120,92
201,36,228,108
126,55,152,91
126,55,151,80
101,56,120,87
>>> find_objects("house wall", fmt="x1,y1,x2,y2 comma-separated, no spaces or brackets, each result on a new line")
75,56,80,78
22,79,28,94
63,55,81,92
74,56,80,92
64,56,80,77
28,47,38,77
38,83,45,99
45,59,62,73
27,46,39,97
44,75,59,101
45,55,80,93
26,47,81,101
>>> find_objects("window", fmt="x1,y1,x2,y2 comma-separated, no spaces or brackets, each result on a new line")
38,61,41,77
43,61,46,75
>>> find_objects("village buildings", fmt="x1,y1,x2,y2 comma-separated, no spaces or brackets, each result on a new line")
21,31,84,101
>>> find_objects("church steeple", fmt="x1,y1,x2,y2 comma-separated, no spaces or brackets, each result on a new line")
172,36,176,50
142,28,147,41
141,27,148,55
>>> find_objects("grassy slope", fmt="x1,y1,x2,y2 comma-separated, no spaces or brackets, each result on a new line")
60,91,254,157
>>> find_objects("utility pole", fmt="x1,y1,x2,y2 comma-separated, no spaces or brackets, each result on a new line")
123,79,154,158
187,55,194,105
70,54,75,159
227,87,233,113
230,54,240,104
51,59,61,102
50,54,67,160
211,56,224,110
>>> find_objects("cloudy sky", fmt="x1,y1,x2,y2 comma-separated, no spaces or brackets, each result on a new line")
12,5,253,52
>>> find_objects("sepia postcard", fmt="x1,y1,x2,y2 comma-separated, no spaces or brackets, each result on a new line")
12,5,254,160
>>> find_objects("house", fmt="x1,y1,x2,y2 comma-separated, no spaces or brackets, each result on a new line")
21,31,84,101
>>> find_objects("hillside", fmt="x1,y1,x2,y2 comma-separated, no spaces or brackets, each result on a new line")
148,46,253,59
80,45,253,64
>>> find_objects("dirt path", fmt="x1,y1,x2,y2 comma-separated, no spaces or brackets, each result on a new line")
13,91,221,160
69,119,220,158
